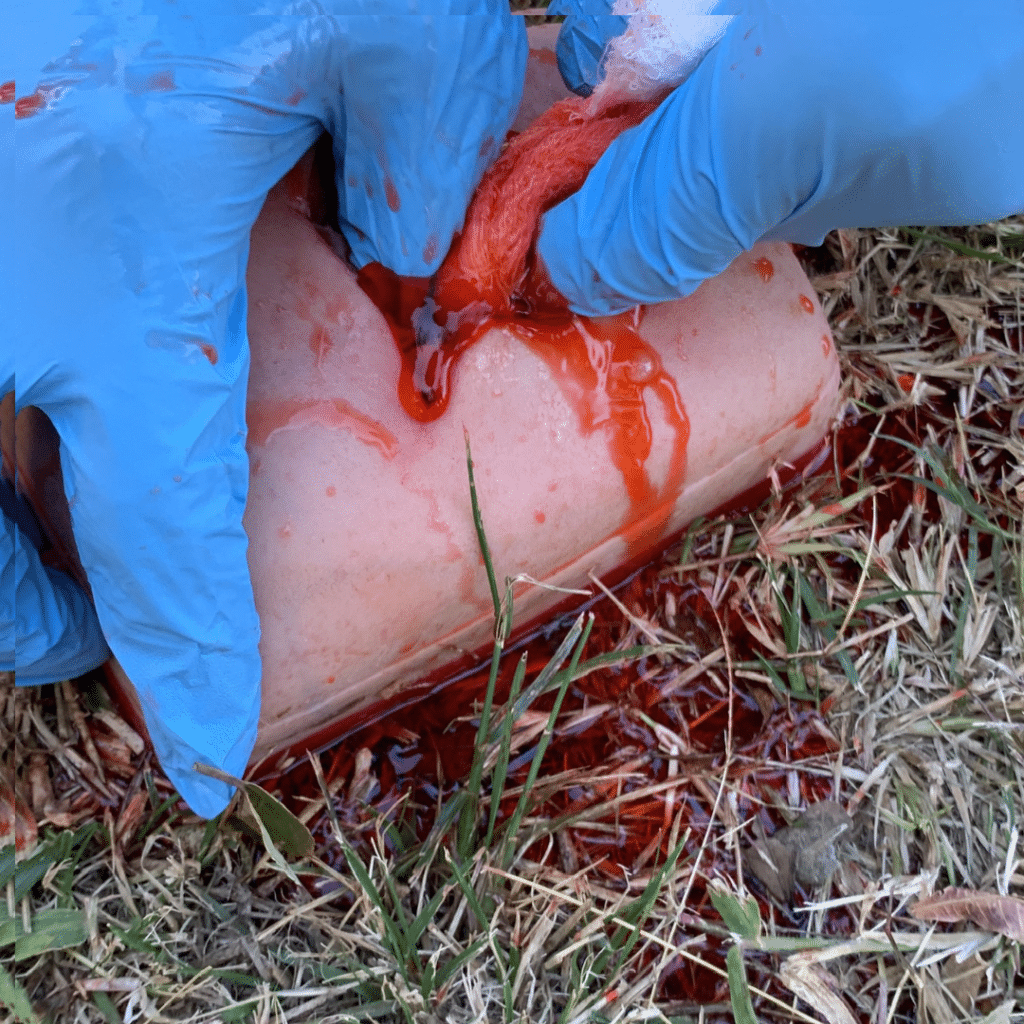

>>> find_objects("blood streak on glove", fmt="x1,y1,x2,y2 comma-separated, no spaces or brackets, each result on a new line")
356,90,690,552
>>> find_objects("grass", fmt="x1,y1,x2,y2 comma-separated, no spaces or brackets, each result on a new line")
4,214,1023,1024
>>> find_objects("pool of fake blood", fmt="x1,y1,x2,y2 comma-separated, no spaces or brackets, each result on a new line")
270,531,845,1005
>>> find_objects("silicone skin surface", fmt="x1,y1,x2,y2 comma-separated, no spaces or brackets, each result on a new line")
242,183,839,760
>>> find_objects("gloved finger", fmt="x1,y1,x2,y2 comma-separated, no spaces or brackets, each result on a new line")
537,6,1024,317
548,0,628,98
333,7,527,276
2,488,111,685
41,352,260,818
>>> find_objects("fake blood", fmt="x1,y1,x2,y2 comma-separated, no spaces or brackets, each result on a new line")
752,255,775,282
248,397,398,457
357,89,689,548
14,90,45,119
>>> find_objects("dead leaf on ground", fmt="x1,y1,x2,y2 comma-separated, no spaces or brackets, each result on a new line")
938,951,988,1016
779,954,858,1024
911,887,1024,942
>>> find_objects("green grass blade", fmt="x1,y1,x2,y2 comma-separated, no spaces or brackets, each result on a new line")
708,887,761,940
339,840,409,971
902,227,1022,266
500,614,594,870
380,867,414,954
434,937,489,991
1,907,87,961
504,614,586,726
90,992,120,1024
404,885,449,956
485,651,527,848
460,638,503,858
464,432,501,623
726,944,758,1024
594,836,687,978
460,435,513,858
796,574,856,690
0,963,43,1024
6,824,102,902
754,651,790,697
443,847,491,932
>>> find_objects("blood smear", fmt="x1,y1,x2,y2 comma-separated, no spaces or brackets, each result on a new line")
357,90,688,548
15,90,45,119
248,397,398,458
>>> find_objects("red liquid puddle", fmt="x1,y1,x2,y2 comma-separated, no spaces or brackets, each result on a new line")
270,551,841,1005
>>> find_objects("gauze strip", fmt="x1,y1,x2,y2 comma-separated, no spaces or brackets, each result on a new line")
590,0,733,112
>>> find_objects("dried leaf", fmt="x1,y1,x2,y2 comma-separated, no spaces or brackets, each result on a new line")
919,962,958,1024
938,952,987,1015
788,801,853,887
911,887,1024,941
92,708,146,755
744,837,794,903
978,1001,1016,1024
0,777,37,861
779,954,858,1024
114,790,148,849
193,763,314,868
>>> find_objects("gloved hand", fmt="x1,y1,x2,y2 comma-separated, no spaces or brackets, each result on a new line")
4,3,526,817
539,1,1024,316
2,488,112,687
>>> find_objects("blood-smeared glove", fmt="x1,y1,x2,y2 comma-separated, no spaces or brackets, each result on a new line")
4,3,525,816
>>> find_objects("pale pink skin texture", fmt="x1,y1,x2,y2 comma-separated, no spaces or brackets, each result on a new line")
239,33,840,761
14,27,841,764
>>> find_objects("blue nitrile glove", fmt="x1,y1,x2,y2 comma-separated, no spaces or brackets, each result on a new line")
2,478,112,686
547,0,627,98
538,1,1024,316
5,3,525,817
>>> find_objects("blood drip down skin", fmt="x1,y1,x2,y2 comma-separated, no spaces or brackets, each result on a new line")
357,91,689,542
